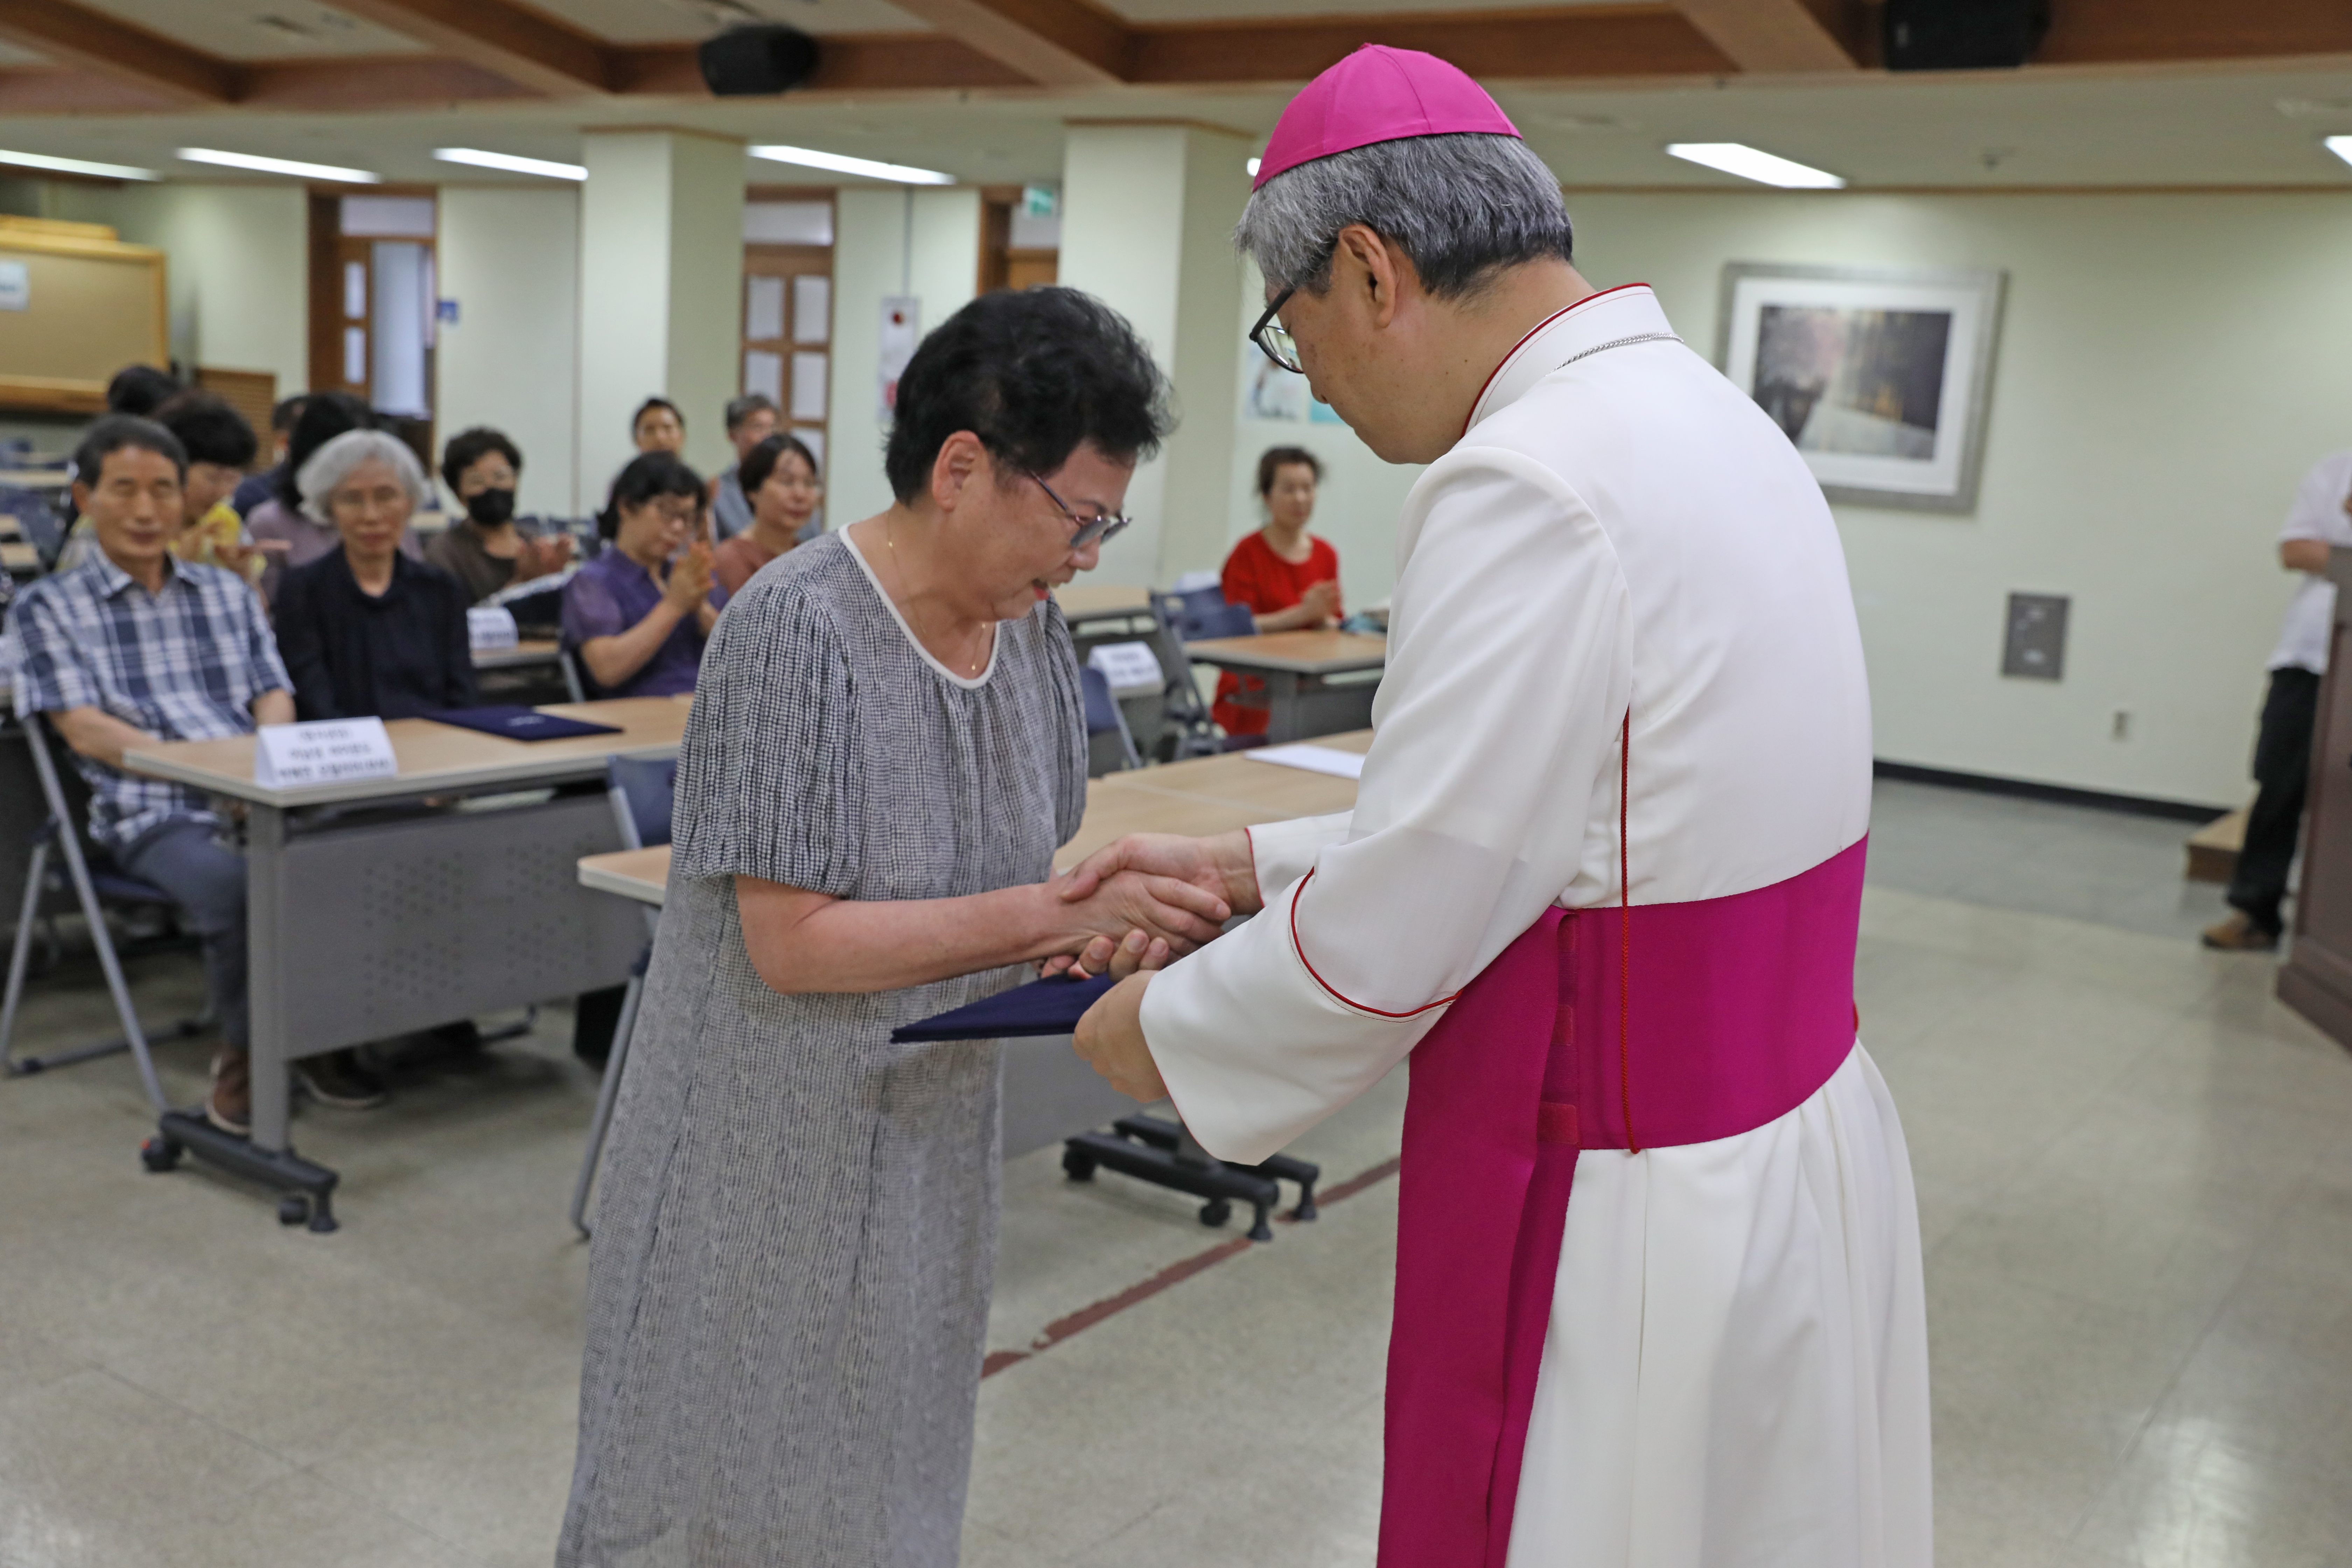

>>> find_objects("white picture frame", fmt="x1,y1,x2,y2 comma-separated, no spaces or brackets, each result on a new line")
1716,263,2007,513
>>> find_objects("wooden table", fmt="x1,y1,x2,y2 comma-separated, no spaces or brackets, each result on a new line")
1052,581,1154,627
1181,630,1387,743
573,730,1370,1165
120,697,695,1224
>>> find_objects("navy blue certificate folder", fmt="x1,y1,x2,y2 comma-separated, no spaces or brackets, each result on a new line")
891,974,1118,1042
425,706,624,741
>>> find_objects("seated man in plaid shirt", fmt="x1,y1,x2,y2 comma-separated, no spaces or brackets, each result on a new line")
7,415,385,1134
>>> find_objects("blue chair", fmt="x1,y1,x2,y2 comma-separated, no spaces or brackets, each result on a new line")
1080,664,1143,776
1,488,65,571
0,716,202,1110
1163,585,1258,644
569,754,676,1236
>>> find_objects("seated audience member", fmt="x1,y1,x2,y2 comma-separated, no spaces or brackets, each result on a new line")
5,415,386,1128
155,392,266,587
712,433,823,596
248,392,422,604
106,363,181,417
564,453,720,698
275,429,476,722
232,395,307,518
425,426,573,604
631,397,686,457
709,393,781,539
1211,446,1343,737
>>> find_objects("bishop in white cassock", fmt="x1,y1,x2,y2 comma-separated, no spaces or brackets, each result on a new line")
1065,45,1932,1568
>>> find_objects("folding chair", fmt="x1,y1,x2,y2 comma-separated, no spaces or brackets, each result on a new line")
1079,664,1143,776
569,753,675,1237
558,646,588,705
0,716,204,1112
1,488,65,571
1147,593,1254,760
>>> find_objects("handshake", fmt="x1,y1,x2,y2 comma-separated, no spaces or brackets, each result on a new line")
1043,829,1264,981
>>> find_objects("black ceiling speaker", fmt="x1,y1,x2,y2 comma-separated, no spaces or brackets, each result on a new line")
1883,0,2050,71
699,24,820,96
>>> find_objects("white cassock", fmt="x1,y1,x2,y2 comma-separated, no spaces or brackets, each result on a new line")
1141,284,1932,1567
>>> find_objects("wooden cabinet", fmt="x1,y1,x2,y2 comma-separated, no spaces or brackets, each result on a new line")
2277,547,2352,1046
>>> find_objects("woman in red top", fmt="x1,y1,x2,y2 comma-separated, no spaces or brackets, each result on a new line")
1213,446,1342,737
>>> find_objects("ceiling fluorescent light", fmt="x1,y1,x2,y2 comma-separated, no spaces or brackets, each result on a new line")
0,148,160,182
1665,142,1844,189
176,147,379,183
2325,135,2352,169
1247,156,1262,177
434,147,587,181
749,145,953,185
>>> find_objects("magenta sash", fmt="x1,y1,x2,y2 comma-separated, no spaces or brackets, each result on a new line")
1379,836,1867,1568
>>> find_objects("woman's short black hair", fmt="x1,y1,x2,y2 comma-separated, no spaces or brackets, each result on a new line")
599,451,703,539
1255,445,1323,497
154,392,259,470
275,392,374,506
441,426,523,492
74,415,186,486
632,397,683,436
883,287,1173,504
106,364,181,418
740,432,820,498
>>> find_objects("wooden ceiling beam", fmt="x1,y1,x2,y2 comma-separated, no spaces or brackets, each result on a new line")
1667,0,1861,72
2036,0,2352,65
1128,7,1736,86
314,0,613,97
880,0,1129,87
0,0,238,106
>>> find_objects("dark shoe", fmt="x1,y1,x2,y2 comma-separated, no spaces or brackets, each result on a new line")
2202,911,2280,952
294,1048,389,1110
205,1050,251,1136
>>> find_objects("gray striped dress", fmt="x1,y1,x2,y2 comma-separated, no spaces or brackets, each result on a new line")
558,531,1086,1567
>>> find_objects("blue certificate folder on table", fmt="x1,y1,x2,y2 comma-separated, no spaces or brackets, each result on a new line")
425,706,623,742
891,974,1116,1042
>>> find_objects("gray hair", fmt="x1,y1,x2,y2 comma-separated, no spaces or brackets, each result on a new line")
724,391,779,432
298,429,429,523
1235,133,1573,300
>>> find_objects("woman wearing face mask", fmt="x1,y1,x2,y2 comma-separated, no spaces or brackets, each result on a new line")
561,453,722,699
426,427,574,605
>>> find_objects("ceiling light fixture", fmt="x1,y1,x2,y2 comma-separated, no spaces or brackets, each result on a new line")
749,144,953,185
434,147,587,181
176,147,379,183
2324,135,2352,170
1247,156,1262,177
1665,142,1844,189
0,148,160,182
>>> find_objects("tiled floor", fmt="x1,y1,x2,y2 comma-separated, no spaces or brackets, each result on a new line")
0,780,2347,1566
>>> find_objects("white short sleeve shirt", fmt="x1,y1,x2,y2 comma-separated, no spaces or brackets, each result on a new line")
2269,450,2352,674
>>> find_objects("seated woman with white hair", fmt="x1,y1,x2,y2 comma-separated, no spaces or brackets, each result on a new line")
273,428,477,722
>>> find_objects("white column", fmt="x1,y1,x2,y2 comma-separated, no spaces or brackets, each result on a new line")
1056,122,1252,589
575,130,745,508
435,184,581,517
828,186,982,528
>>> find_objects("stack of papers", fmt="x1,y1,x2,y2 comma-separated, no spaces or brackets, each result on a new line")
1243,743,1366,780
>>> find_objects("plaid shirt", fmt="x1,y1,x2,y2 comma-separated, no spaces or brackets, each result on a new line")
6,550,289,850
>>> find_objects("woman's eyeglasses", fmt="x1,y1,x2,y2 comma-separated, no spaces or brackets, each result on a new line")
1249,285,1302,374
1031,474,1130,550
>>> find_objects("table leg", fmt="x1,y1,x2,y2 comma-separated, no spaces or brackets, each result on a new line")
1262,670,1305,743
247,804,291,1154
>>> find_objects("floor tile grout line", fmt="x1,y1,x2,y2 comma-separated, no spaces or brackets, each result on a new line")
982,1151,1402,1380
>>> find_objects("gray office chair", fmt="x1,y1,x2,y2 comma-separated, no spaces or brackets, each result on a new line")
0,716,202,1111
569,753,674,1237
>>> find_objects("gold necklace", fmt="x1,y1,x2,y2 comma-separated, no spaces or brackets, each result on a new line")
884,518,988,676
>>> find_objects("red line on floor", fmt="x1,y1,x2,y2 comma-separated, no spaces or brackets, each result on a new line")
981,1151,1404,1380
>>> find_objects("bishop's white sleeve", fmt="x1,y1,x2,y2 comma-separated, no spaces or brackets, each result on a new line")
2281,456,2352,546
1141,449,1631,1165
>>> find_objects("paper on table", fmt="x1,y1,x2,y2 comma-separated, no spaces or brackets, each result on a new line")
1245,743,1365,780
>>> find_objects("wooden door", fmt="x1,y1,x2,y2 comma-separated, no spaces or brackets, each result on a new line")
742,241,833,485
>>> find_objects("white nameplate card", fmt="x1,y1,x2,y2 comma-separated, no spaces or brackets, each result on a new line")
466,606,520,651
254,719,398,788
1086,641,1163,696
1244,743,1365,780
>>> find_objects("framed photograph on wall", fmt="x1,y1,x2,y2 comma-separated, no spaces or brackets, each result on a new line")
1717,263,2007,513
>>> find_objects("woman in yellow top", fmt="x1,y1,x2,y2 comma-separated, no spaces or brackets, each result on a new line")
158,392,269,586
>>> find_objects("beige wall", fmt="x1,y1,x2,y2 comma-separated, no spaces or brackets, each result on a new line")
826,185,981,530
1222,189,2352,806
435,184,581,518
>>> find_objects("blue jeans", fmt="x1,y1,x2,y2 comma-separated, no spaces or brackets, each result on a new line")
117,817,247,1052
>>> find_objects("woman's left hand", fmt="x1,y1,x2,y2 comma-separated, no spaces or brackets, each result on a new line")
1040,928,1170,981
1074,974,1165,1101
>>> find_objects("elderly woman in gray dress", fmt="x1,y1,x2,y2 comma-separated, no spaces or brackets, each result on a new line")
559,289,1226,1567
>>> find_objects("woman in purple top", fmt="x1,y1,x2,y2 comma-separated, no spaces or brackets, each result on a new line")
563,452,725,698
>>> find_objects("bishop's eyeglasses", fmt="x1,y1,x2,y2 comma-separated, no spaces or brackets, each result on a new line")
1249,286,1303,374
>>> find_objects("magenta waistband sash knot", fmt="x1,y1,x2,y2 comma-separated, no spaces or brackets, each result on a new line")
1379,835,1868,1568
